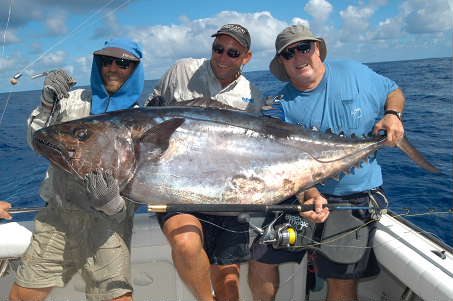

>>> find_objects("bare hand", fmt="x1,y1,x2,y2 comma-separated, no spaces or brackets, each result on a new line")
299,194,329,223
0,201,12,220
373,114,404,146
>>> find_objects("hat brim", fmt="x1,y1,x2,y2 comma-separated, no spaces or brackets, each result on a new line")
93,47,140,61
211,33,250,49
269,38,327,82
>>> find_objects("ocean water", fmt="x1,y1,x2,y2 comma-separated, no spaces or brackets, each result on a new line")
0,57,451,246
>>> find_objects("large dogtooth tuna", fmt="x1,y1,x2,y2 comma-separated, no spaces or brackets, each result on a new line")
32,104,440,205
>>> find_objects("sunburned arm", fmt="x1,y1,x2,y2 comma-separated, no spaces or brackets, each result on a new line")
373,88,405,146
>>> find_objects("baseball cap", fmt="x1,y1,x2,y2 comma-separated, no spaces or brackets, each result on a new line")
94,38,142,62
211,24,251,49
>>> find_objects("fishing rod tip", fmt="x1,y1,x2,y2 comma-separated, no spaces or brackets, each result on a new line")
10,72,22,85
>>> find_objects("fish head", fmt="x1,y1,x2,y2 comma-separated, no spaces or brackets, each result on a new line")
32,117,136,187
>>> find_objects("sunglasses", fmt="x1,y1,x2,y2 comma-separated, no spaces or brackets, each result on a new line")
212,44,241,58
279,41,313,60
99,56,135,69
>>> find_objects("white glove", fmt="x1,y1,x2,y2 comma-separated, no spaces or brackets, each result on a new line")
85,170,126,218
41,69,77,107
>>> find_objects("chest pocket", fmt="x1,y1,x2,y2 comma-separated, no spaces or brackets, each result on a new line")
338,91,361,130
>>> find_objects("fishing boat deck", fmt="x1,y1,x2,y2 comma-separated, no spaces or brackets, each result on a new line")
0,213,452,300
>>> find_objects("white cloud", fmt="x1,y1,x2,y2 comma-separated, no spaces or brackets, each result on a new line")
76,55,92,73
41,50,66,66
304,0,333,23
46,13,68,35
339,5,376,42
291,18,310,27
127,11,289,79
401,0,452,34
1,30,21,45
374,18,404,40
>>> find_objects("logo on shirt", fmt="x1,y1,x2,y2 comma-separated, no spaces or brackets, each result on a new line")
351,108,362,119
242,97,254,103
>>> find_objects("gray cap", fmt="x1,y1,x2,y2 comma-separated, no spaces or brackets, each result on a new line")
270,25,327,82
211,24,251,49
94,47,140,61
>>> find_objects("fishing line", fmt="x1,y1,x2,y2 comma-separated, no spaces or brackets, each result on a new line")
0,0,15,125
1,0,14,57
0,92,12,124
11,0,133,83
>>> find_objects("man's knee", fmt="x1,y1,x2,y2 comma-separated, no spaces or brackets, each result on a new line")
163,215,204,256
9,283,53,301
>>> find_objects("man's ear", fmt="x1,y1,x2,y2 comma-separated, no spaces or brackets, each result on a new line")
242,50,252,65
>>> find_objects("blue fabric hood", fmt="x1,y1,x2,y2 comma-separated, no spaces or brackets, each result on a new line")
90,38,144,114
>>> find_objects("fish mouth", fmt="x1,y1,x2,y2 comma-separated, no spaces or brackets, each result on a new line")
33,136,75,173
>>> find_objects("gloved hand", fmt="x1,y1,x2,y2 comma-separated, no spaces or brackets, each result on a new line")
41,69,77,107
85,169,126,218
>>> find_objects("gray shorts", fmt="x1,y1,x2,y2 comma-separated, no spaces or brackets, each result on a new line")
15,206,134,301
252,188,388,279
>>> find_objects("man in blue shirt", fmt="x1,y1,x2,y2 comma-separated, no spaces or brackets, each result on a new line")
248,25,405,301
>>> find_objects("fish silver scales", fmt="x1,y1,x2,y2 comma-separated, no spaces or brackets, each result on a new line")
32,106,440,206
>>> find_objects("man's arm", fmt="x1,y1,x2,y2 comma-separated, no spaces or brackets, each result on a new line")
26,70,76,150
373,88,405,146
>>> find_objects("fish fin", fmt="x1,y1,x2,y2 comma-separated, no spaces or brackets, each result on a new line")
332,174,341,181
174,97,239,110
397,136,442,173
137,118,185,161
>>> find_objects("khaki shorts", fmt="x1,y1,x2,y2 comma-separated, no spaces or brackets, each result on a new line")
15,206,134,301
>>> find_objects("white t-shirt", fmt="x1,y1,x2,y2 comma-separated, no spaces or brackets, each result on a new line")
149,58,264,114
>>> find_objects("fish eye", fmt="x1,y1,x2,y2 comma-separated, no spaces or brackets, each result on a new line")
73,128,89,141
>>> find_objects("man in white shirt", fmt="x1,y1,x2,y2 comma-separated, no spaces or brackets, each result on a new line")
146,24,264,301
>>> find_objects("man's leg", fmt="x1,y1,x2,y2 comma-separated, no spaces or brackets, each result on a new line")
326,278,357,301
210,263,241,301
9,284,53,301
248,260,279,301
162,214,214,301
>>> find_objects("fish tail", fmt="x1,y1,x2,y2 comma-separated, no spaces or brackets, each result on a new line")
397,136,442,174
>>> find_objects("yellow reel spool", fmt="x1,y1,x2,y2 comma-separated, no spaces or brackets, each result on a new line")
287,227,297,245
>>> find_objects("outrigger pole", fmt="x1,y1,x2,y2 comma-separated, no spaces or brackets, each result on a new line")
147,203,371,213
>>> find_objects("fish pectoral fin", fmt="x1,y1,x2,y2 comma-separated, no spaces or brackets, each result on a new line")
137,118,185,160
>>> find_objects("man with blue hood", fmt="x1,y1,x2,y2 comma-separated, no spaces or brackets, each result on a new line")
9,38,144,301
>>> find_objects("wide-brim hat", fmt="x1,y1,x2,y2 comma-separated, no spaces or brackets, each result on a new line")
270,25,327,82
211,24,251,49
93,38,142,62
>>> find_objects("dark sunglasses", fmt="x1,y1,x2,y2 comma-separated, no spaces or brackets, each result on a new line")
212,44,241,58
99,56,134,69
279,41,313,60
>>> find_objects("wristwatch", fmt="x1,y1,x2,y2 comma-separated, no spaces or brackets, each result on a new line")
384,110,403,121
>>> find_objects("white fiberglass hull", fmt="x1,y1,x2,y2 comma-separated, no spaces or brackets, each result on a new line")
0,212,452,301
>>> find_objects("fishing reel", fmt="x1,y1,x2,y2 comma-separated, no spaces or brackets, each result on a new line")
239,212,317,251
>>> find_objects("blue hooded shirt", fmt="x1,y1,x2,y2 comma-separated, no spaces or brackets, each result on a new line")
90,38,144,114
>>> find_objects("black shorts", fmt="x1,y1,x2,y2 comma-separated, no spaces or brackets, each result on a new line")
157,212,250,265
251,188,388,279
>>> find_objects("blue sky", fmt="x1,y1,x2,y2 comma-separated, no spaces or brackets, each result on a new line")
0,0,451,93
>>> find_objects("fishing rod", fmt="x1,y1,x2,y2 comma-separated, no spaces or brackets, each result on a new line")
147,203,371,213
8,207,43,214
4,203,451,215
